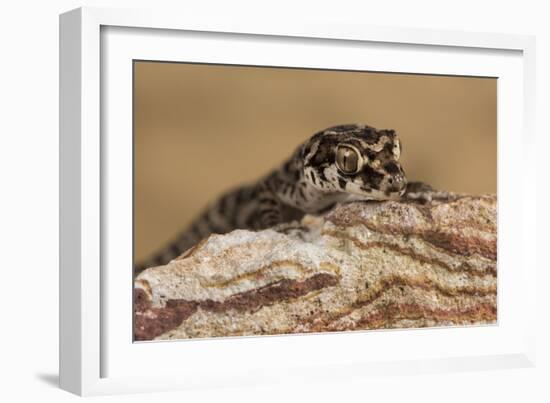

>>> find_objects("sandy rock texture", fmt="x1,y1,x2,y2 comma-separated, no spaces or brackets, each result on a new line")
134,195,497,341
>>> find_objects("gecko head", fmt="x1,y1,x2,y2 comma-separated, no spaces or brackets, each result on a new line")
302,124,408,200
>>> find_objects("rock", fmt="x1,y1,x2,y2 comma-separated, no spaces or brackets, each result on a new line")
134,195,497,341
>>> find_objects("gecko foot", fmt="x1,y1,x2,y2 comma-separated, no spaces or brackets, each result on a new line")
271,220,309,238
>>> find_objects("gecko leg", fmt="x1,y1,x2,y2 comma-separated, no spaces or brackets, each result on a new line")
254,186,308,237
404,181,459,203
253,186,285,229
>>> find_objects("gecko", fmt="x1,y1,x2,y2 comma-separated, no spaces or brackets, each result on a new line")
135,123,441,274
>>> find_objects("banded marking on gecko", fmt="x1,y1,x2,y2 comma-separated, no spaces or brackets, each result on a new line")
136,123,435,274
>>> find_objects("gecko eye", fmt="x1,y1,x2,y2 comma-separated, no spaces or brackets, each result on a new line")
336,144,362,174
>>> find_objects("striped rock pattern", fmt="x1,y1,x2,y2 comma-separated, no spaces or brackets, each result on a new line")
134,195,497,341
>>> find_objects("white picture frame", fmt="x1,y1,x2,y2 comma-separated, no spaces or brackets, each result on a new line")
59,6,537,396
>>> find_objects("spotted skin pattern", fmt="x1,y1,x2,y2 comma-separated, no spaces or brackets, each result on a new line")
135,124,434,274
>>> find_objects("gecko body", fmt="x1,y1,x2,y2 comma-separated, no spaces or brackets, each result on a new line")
136,124,424,273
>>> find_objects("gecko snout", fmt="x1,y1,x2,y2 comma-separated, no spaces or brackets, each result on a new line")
387,172,407,193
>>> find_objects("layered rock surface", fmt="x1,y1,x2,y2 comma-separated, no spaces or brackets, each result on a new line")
134,195,497,341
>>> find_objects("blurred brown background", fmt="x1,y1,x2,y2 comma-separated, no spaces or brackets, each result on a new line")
134,61,496,262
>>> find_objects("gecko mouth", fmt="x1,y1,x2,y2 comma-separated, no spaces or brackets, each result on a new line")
347,188,402,202
382,186,407,200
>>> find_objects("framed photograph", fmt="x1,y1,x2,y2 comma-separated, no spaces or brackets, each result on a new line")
59,6,537,396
